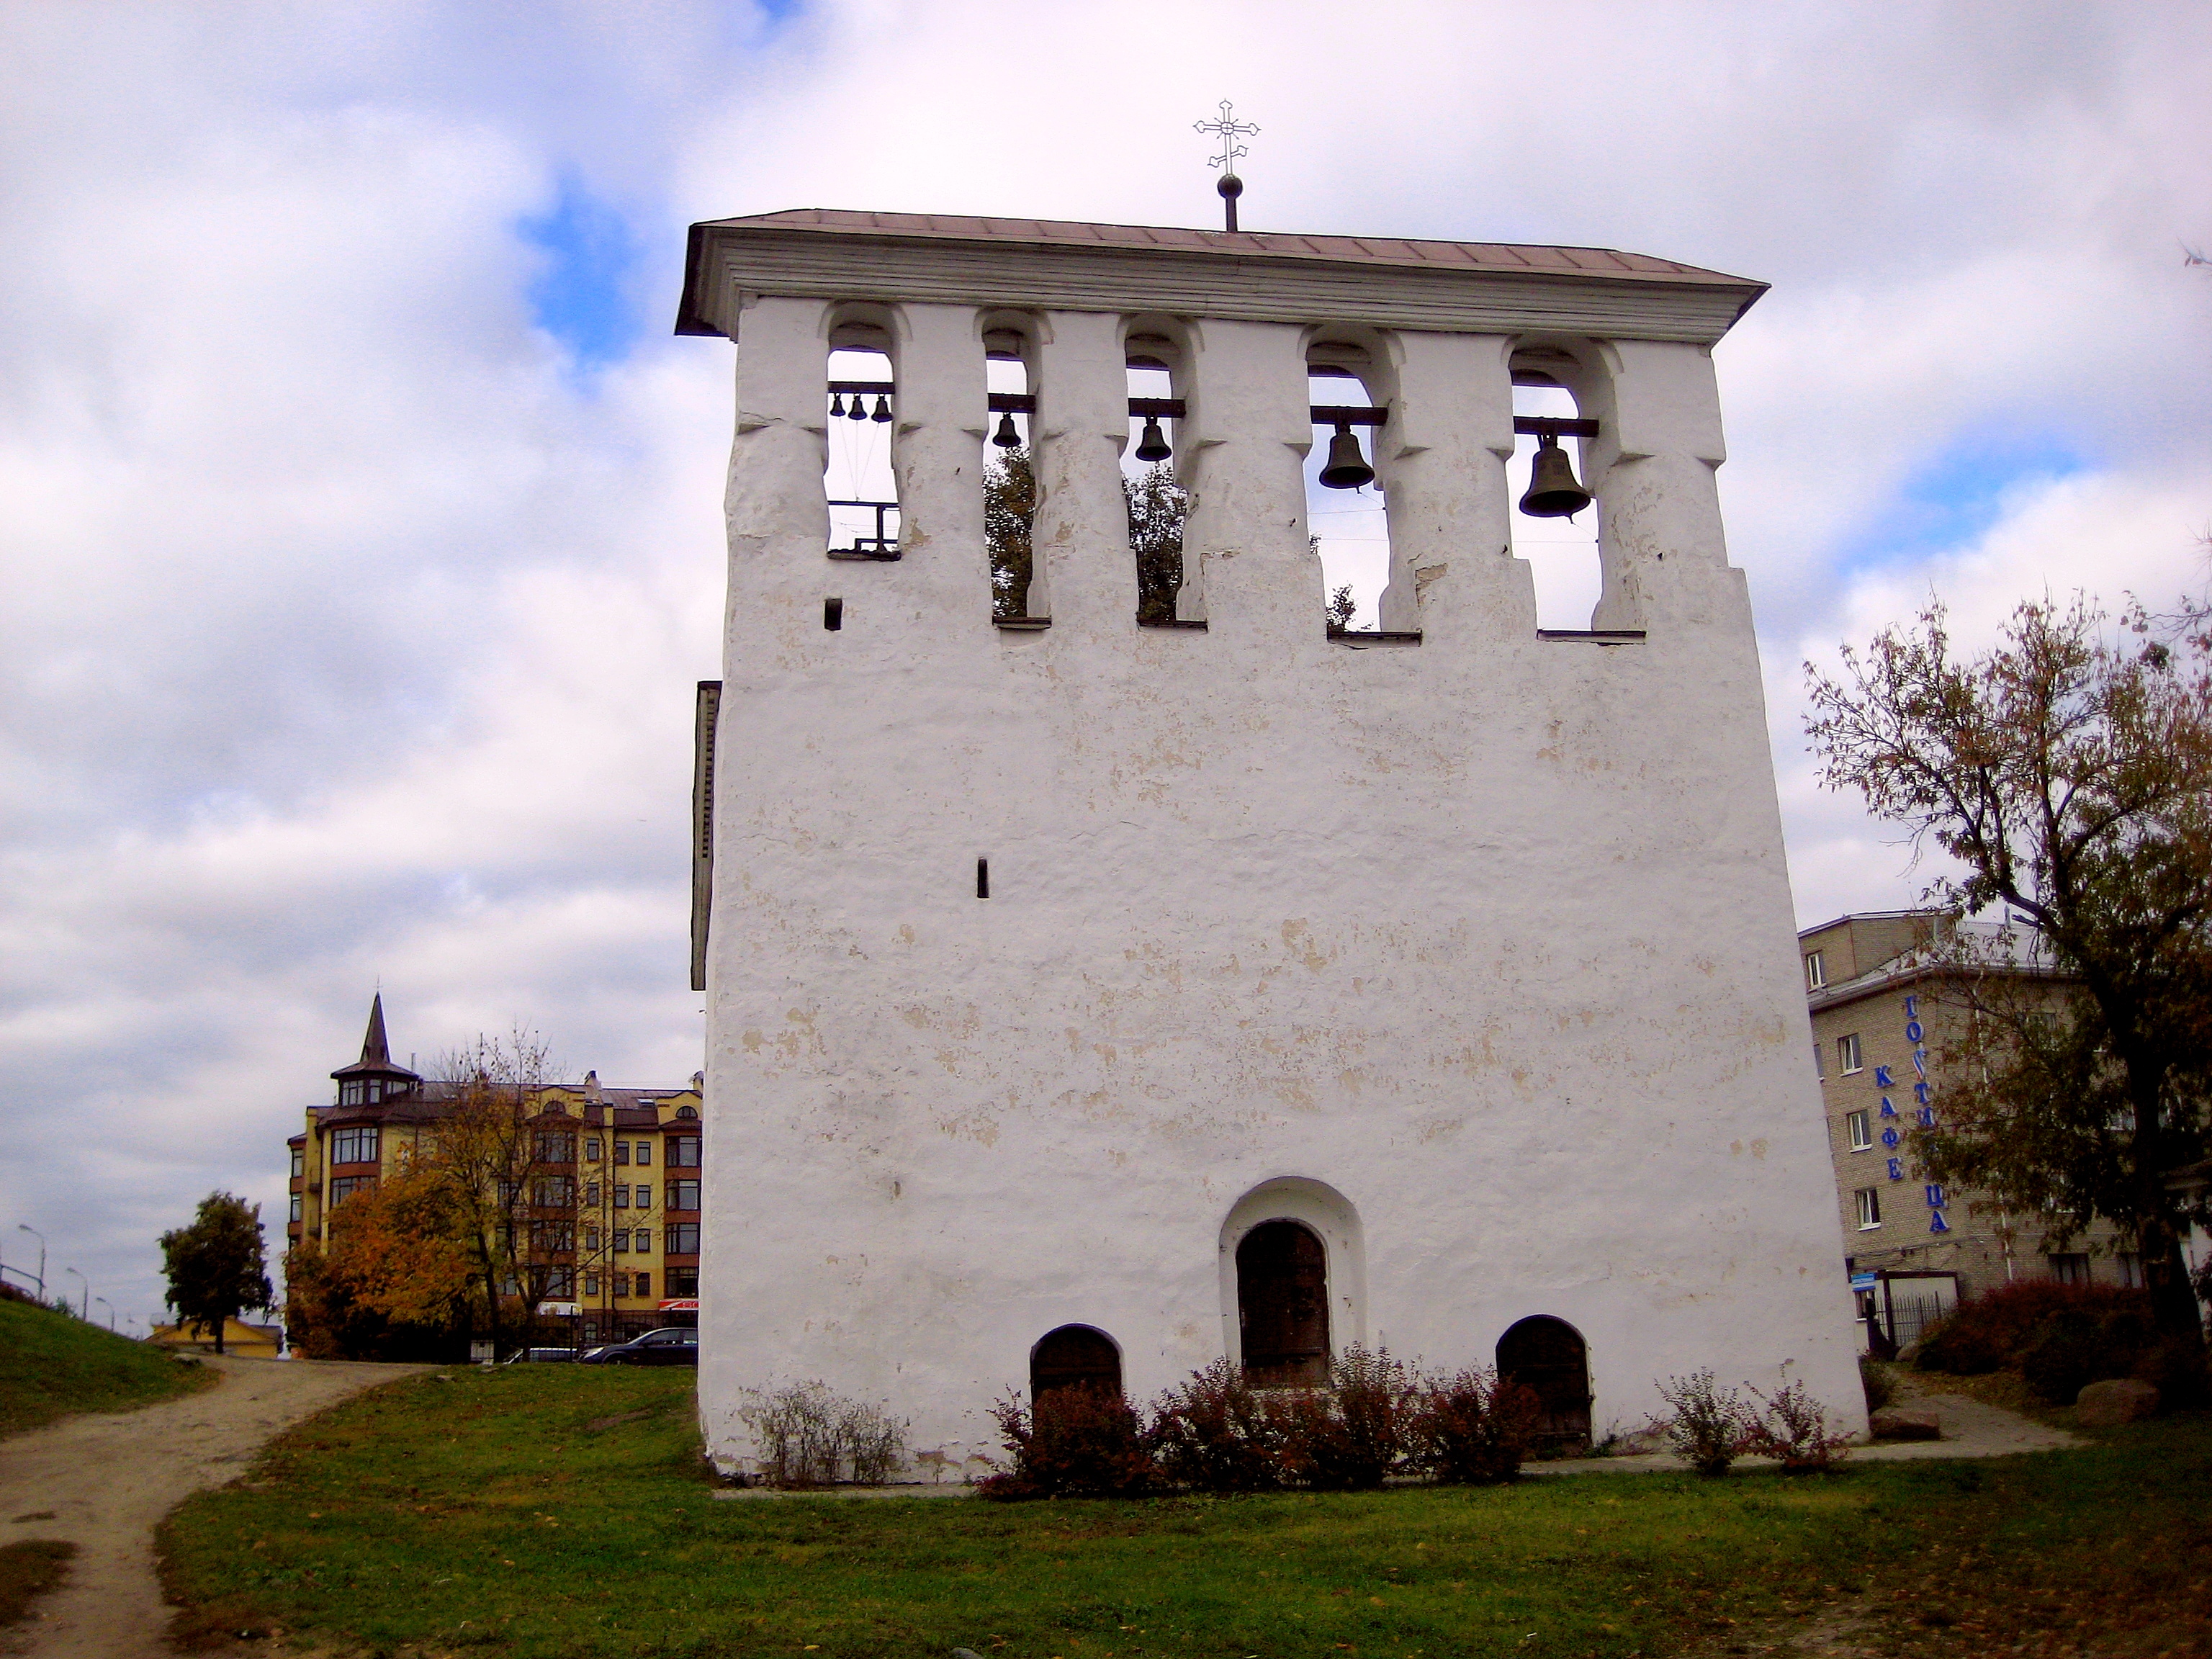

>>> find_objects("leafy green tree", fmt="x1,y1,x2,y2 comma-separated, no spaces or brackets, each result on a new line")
1126,462,1187,624
160,1191,273,1354
1806,595,2212,1342
986,446,1035,619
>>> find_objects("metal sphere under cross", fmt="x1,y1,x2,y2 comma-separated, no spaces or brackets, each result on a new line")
1194,99,1258,230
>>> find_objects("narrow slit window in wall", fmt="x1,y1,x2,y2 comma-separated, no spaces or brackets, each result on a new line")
825,345,899,559
1305,354,1389,636
1508,379,1602,629
975,858,990,899
823,597,843,631
984,338,1037,619
1124,350,1188,624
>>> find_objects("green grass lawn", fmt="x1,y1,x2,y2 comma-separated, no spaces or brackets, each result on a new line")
0,1293,213,1439
159,1365,2212,1659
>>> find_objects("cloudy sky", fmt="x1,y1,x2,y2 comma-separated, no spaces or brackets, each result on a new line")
1,1,2206,1329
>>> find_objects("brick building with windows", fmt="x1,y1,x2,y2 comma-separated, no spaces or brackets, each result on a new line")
1801,912,2131,1348
288,997,704,1348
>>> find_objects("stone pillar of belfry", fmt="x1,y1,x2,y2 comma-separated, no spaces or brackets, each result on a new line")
1569,338,1732,632
888,302,990,626
724,295,830,618
1174,318,1315,644
1028,311,1134,631
1370,331,1526,641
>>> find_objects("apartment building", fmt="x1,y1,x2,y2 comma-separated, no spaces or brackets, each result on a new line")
288,997,703,1346
1802,912,2131,1344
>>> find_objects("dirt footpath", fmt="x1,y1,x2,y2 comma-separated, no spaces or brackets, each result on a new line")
0,1355,424,1658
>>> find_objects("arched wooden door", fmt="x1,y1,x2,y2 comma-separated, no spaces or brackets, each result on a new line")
1030,1325,1123,1400
1496,1316,1592,1452
1236,1220,1331,1387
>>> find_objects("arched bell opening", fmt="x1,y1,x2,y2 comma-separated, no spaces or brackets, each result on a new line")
1495,1314,1593,1455
1028,1323,1124,1401
1507,344,1602,631
824,310,902,562
1123,325,1190,625
1235,1219,1332,1388
982,323,1039,620
1303,338,1392,637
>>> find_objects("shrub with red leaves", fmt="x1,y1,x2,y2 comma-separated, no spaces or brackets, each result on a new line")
1146,1358,1292,1493
975,1383,1163,1501
1917,1280,2151,1376
1406,1366,1541,1485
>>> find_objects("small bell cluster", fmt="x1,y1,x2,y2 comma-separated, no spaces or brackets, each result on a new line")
829,391,894,423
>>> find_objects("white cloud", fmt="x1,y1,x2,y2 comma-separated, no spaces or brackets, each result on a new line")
0,0,2206,1325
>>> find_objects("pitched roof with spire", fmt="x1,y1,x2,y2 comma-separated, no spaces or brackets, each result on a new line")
330,993,423,1086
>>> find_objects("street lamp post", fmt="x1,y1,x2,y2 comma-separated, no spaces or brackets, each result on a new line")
64,1267,86,1320
94,1295,115,1332
14,1225,45,1298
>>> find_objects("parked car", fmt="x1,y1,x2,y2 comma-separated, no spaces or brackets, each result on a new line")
577,1327,698,1367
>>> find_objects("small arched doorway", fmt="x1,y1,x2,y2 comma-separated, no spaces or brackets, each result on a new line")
1496,1316,1593,1453
1236,1220,1331,1387
1030,1325,1123,1401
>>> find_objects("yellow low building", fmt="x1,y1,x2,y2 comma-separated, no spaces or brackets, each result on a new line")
289,997,704,1350
150,1317,284,1359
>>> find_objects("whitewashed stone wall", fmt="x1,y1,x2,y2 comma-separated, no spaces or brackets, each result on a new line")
697,290,1861,1478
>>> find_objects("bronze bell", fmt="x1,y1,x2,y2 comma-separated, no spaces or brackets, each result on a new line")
871,395,892,423
1318,423,1375,490
1134,415,1172,464
1519,433,1592,518
830,392,846,418
992,411,1022,449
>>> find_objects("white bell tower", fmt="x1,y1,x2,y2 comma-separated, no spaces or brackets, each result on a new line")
678,210,1859,1476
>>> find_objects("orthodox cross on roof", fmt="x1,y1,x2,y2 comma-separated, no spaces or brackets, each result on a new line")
1194,99,1258,232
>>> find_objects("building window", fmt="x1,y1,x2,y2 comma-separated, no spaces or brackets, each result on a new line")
584,1183,600,1207
668,1267,699,1297
2116,1251,2142,1287
676,1104,698,1120
531,1177,575,1208
614,1141,629,1166
584,1272,601,1296
2047,1253,2090,1285
529,1220,575,1253
633,1186,652,1213
612,1229,629,1254
666,1223,701,1254
330,1126,379,1166
329,1174,377,1208
1838,1033,1863,1075
634,1272,650,1299
634,1142,652,1167
534,1131,576,1164
1805,951,1826,990
1814,1040,1825,1080
668,1136,701,1169
612,1184,629,1209
666,1180,701,1212
585,1136,602,1161
633,1228,654,1254
583,1226,601,1252
289,1193,303,1222
1854,1187,1881,1230
289,1146,305,1178
1845,1110,1872,1151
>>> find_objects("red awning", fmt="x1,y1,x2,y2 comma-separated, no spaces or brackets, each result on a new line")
657,1298,698,1311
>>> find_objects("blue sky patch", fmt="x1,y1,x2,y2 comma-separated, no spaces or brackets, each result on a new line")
1839,431,2087,570
519,177,643,374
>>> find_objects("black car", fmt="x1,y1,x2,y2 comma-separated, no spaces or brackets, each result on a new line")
577,1326,698,1366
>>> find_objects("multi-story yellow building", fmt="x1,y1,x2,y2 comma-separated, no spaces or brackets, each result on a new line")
288,997,703,1348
